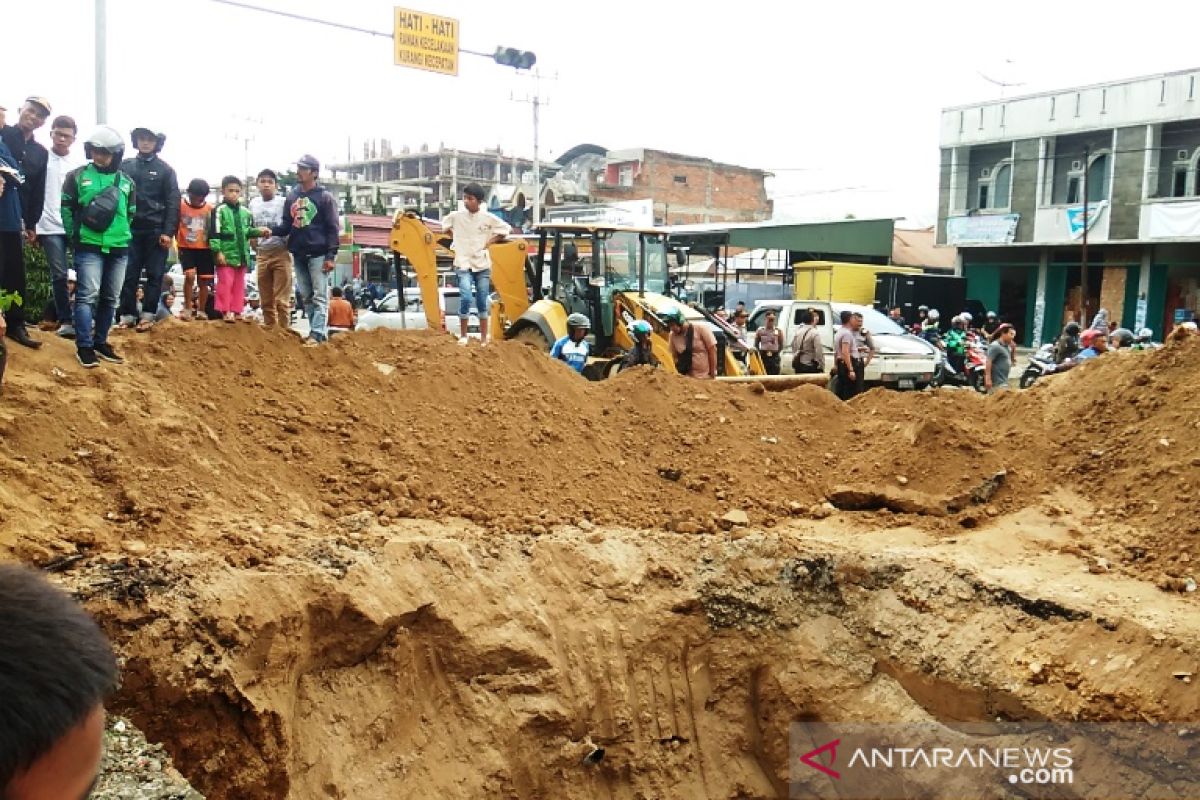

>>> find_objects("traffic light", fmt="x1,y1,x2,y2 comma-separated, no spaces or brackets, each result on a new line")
493,47,536,70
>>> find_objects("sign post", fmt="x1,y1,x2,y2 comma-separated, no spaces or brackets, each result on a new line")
393,7,459,76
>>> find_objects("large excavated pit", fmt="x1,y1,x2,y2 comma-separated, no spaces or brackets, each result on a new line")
2,326,1198,798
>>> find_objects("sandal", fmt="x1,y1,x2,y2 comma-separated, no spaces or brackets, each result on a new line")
135,319,154,333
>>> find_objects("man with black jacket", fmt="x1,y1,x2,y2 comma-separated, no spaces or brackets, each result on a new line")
0,96,51,348
271,154,340,343
118,127,179,331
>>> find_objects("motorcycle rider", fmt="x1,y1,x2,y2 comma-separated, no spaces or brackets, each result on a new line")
1133,328,1157,350
1109,327,1134,349
118,126,179,331
944,314,967,375
621,319,659,369
912,304,929,335
1054,321,1082,363
550,312,591,374
921,308,941,343
980,311,1000,339
1075,328,1107,361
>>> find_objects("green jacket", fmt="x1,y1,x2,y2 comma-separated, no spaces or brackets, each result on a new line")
209,200,259,268
61,164,137,253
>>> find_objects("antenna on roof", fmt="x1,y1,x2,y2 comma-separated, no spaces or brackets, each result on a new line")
977,60,1025,99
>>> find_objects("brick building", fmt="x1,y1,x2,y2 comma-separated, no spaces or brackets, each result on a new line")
564,147,772,225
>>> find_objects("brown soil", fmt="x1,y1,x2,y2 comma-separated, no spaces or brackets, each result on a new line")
1,324,1198,799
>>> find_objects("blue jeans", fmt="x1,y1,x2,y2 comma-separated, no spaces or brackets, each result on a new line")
456,268,490,316
40,234,72,323
119,232,169,320
74,249,127,349
293,255,329,341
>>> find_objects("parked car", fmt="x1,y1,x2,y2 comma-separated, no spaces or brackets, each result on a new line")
356,287,480,338
746,299,940,389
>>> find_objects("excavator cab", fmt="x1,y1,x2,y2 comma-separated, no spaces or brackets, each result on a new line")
520,223,670,356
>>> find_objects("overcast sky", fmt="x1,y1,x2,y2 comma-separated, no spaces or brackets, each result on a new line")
4,0,1198,224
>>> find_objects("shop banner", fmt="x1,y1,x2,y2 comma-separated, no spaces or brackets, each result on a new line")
946,214,1019,245
1065,201,1107,239
1144,200,1200,239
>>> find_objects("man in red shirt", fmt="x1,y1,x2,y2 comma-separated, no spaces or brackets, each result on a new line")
327,285,356,331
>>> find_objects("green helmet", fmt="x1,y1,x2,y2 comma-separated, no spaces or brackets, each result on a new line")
566,312,591,330
659,306,686,325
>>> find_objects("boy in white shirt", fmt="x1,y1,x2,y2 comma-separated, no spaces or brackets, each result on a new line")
34,115,82,338
440,183,510,344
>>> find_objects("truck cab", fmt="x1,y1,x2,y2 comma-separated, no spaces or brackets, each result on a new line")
746,300,941,389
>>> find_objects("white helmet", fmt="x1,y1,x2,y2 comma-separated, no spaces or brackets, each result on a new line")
961,311,973,323
927,308,940,322
83,125,125,165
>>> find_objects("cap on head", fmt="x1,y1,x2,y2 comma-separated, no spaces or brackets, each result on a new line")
297,154,320,172
24,96,52,115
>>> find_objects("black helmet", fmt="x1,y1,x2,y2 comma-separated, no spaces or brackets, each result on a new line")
1064,321,1081,336
1110,327,1134,348
130,127,166,153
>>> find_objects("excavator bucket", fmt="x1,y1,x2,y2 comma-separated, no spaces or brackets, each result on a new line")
390,213,445,330
391,212,529,335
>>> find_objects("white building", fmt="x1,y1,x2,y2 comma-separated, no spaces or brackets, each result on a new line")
937,68,1200,343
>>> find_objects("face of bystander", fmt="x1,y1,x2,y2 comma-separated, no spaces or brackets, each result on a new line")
256,174,276,201
17,102,48,136
134,133,157,156
222,182,242,206
296,166,316,190
463,192,480,213
50,126,75,158
90,150,113,169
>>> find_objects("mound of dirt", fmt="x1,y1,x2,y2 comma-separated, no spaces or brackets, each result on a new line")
3,323,1199,800
0,323,1023,558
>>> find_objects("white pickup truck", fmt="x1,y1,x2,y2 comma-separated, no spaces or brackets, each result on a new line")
745,300,941,389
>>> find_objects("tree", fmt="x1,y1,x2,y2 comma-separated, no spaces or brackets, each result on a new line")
342,186,354,214
371,188,386,216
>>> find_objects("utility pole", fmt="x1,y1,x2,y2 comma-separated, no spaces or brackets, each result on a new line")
511,70,551,227
95,0,108,122
1080,147,1089,325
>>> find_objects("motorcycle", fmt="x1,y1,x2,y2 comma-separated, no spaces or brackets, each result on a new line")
1019,343,1076,388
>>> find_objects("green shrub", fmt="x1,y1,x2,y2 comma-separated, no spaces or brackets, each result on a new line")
23,242,51,318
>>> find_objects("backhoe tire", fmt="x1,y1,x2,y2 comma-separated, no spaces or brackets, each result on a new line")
512,326,550,351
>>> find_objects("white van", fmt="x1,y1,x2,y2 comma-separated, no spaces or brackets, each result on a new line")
746,300,940,389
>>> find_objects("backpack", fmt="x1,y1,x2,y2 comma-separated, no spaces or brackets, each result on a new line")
674,325,695,375
79,176,121,232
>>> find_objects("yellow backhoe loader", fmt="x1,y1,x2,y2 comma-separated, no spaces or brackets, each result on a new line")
390,212,824,388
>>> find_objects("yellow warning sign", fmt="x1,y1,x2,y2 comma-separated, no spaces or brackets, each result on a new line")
393,7,458,76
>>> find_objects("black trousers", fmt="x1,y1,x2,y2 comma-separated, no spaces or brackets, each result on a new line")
119,232,169,319
761,352,781,375
836,358,865,401
0,231,26,328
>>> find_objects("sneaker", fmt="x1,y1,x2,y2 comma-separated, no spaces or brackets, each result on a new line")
76,347,99,368
94,343,124,364
57,324,76,339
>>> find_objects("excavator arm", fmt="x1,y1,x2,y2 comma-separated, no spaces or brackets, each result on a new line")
389,211,530,333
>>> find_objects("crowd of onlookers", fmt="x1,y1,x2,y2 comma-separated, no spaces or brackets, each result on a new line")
0,94,343,383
